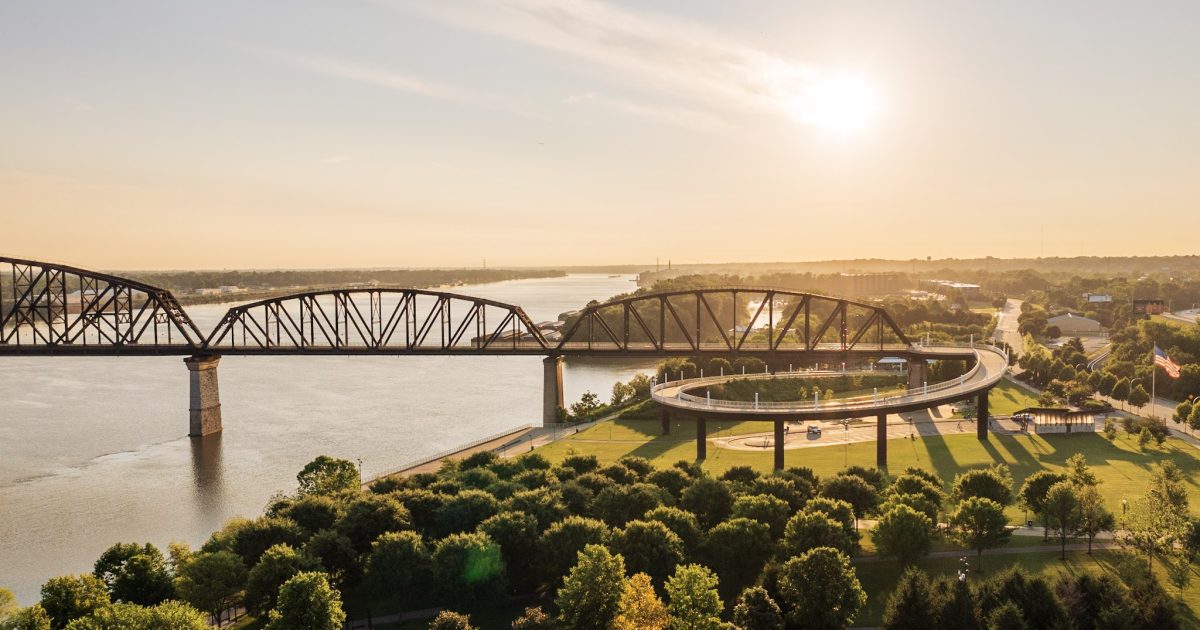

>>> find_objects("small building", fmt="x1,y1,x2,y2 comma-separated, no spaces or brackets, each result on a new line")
1013,407,1096,435
1047,313,1102,335
1082,293,1112,303
1133,299,1165,315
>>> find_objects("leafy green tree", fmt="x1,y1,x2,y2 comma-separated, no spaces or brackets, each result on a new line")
432,532,506,605
1111,378,1131,405
820,474,878,530
1052,572,1135,630
731,586,784,630
1128,384,1150,409
229,516,307,567
948,497,1010,570
985,602,1027,630
592,483,668,526
172,550,246,624
363,530,431,606
1123,462,1190,573
782,511,856,558
753,476,813,512
1189,404,1200,433
880,492,940,528
555,545,626,630
930,574,980,630
881,567,937,630
951,465,1013,507
776,547,866,630
511,606,555,630
302,530,357,585
1,605,51,630
91,543,173,606
871,505,934,566
701,518,774,599
731,495,791,539
296,455,359,496
643,507,703,555
1098,372,1118,397
537,516,611,585
434,489,500,537
1173,401,1193,428
975,567,1065,630
610,520,684,588
61,601,207,630
337,494,412,552
504,488,569,531
245,543,319,616
680,477,734,528
1018,471,1065,540
664,564,723,630
0,588,17,621
264,572,345,630
478,511,539,591
1075,485,1115,553
427,611,477,630
613,573,668,630
39,575,110,630
281,495,342,533
1042,482,1082,560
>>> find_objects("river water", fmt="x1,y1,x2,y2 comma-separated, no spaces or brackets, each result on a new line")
0,274,651,604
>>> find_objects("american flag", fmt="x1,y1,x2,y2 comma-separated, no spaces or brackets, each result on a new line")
1154,346,1181,379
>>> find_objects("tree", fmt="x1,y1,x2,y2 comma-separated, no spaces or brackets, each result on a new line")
245,543,319,616
172,551,247,624
1075,485,1116,553
948,497,1011,570
1190,404,1200,433
700,518,774,599
985,602,1027,630
229,516,307,567
819,474,879,530
434,489,500,537
1064,453,1099,488
478,511,539,592
1053,572,1135,630
1164,550,1192,599
537,516,611,585
281,495,342,533
664,564,723,630
427,611,477,630
1017,471,1065,540
680,477,733,528
1123,462,1190,573
1098,372,1117,397
337,494,413,552
1,605,51,630
555,545,626,630
731,587,784,630
1173,401,1194,428
782,510,857,558
871,505,934,566
881,568,937,630
610,520,684,588
731,494,791,539
39,575,110,630
592,483,668,526
643,507,703,555
1042,482,1082,560
60,601,208,630
611,381,636,406
776,547,866,630
570,391,603,418
612,573,668,630
363,531,431,606
951,465,1013,507
1111,378,1131,405
0,589,16,622
930,574,980,629
263,572,345,630
91,543,173,606
432,532,505,605
1128,384,1150,410
303,530,357,586
296,455,359,496
511,606,556,630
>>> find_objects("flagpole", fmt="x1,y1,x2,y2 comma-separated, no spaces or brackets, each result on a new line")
1151,344,1157,421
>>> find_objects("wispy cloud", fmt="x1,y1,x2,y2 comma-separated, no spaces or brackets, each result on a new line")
563,92,730,133
256,48,541,118
379,0,813,116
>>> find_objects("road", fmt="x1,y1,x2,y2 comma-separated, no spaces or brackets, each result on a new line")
992,298,1024,354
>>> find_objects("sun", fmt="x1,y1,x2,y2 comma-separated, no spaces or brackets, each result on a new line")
789,74,879,135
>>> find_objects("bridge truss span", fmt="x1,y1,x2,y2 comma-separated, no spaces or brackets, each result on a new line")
556,287,913,355
0,256,204,353
203,288,551,353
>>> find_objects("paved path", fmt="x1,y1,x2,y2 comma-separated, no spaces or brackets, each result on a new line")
852,541,1120,564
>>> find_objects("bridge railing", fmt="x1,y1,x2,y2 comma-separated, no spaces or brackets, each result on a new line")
653,344,1008,414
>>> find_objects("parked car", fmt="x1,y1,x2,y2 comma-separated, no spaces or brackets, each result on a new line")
806,425,823,436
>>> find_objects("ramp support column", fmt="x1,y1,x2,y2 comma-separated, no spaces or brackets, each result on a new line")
977,390,990,440
774,420,785,470
696,418,707,461
543,355,564,425
877,413,887,468
661,408,671,435
185,355,222,437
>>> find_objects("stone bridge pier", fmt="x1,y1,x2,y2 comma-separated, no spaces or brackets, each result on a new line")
185,355,222,436
543,355,564,425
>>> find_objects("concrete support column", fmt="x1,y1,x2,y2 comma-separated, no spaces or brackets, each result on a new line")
661,408,671,435
774,420,785,470
907,359,928,391
542,355,564,425
696,418,707,461
977,391,990,440
185,355,222,437
877,414,888,469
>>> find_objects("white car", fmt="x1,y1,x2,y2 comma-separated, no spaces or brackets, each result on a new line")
806,425,823,436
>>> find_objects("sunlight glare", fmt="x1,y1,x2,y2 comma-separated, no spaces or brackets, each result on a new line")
790,74,879,136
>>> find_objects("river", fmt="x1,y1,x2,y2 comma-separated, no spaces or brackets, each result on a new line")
0,274,652,604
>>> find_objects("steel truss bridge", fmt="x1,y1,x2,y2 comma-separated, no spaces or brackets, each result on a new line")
0,257,1006,468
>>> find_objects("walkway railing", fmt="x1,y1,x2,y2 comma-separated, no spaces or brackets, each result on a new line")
652,344,1008,414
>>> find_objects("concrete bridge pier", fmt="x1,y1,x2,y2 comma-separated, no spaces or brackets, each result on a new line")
696,418,707,461
907,359,928,391
185,355,222,437
877,413,887,468
543,355,564,425
977,390,989,440
661,408,670,435
773,420,785,470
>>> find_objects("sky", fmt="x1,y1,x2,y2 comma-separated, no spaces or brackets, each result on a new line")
1,0,1199,270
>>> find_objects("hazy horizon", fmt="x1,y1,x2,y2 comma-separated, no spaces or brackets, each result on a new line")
4,1,1199,268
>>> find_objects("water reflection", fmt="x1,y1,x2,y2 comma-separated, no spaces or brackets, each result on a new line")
190,433,225,519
